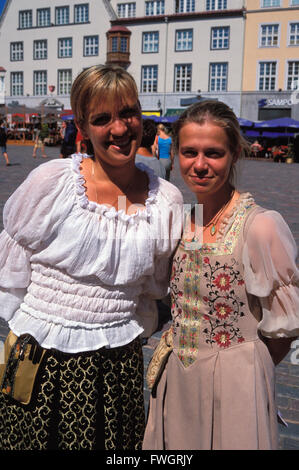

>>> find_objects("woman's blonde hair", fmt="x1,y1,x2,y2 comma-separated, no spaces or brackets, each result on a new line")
71,64,139,130
173,100,250,184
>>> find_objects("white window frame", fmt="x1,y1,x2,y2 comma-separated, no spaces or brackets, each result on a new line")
83,35,99,56
288,22,299,46
206,0,227,10
58,69,72,95
117,3,136,18
142,32,159,53
37,8,51,27
10,42,24,61
259,23,280,47
209,62,228,92
286,61,299,90
258,61,277,91
58,38,73,58
260,0,280,7
74,4,89,23
175,29,193,51
174,64,192,92
19,10,32,29
141,65,158,93
145,1,165,16
176,0,195,13
11,72,23,96
211,26,230,49
55,6,70,25
34,70,47,96
33,40,48,60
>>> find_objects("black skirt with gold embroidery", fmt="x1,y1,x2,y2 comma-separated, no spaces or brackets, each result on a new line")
0,337,145,450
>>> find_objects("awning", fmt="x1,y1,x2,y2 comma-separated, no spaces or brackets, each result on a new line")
164,108,183,116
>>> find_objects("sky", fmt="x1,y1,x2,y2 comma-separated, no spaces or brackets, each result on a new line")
0,0,5,16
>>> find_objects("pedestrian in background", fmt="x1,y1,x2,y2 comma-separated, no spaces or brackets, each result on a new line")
32,123,48,158
153,123,174,181
0,121,11,166
59,120,77,158
135,119,166,179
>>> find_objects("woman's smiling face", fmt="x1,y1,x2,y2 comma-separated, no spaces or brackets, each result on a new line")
178,121,235,199
82,98,142,167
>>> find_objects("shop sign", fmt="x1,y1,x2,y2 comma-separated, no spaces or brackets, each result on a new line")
258,98,292,108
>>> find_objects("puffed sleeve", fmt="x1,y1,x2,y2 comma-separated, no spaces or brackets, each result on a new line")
243,210,299,338
0,159,71,321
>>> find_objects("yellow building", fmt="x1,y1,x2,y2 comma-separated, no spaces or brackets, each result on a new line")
242,0,299,120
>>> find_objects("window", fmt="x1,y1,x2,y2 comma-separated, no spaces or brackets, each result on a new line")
34,71,47,96
211,27,229,49
287,61,299,90
34,40,48,60
145,1,165,15
19,10,32,29
175,30,193,51
58,38,72,58
209,63,228,91
58,69,72,95
56,6,70,25
141,65,158,92
174,64,192,92
206,0,227,10
258,62,276,90
37,8,50,27
175,0,195,13
84,36,99,56
260,24,279,47
10,42,23,61
290,0,299,5
11,72,23,96
289,23,299,46
75,4,89,23
261,0,280,7
120,37,128,52
117,3,136,18
142,32,159,53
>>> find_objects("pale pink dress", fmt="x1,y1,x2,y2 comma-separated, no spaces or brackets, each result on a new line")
143,193,299,450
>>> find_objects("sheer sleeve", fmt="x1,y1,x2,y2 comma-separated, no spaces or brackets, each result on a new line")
243,210,299,338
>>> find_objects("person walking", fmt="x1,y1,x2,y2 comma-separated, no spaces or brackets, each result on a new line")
153,124,174,181
0,121,11,166
0,64,183,451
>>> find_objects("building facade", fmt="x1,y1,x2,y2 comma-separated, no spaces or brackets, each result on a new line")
0,0,298,120
241,0,299,121
0,0,246,115
0,0,114,109
109,0,246,116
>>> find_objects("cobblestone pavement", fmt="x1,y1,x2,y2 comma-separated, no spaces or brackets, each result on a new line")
0,144,298,449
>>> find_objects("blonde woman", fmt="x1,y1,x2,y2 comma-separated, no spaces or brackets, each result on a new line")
144,100,299,450
0,65,183,450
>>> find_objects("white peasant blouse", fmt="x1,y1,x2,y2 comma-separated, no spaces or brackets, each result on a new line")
0,154,183,353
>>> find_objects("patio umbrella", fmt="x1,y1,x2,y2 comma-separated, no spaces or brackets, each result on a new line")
255,117,299,129
238,118,254,127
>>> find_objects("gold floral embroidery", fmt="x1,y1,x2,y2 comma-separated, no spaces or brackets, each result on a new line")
175,202,255,367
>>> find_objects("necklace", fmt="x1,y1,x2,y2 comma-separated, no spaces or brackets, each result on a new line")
91,159,136,209
204,189,235,237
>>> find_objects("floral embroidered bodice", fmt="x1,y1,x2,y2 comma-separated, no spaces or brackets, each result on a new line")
170,194,260,367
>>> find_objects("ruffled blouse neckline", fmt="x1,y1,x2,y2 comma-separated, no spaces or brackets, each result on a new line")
71,153,160,222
